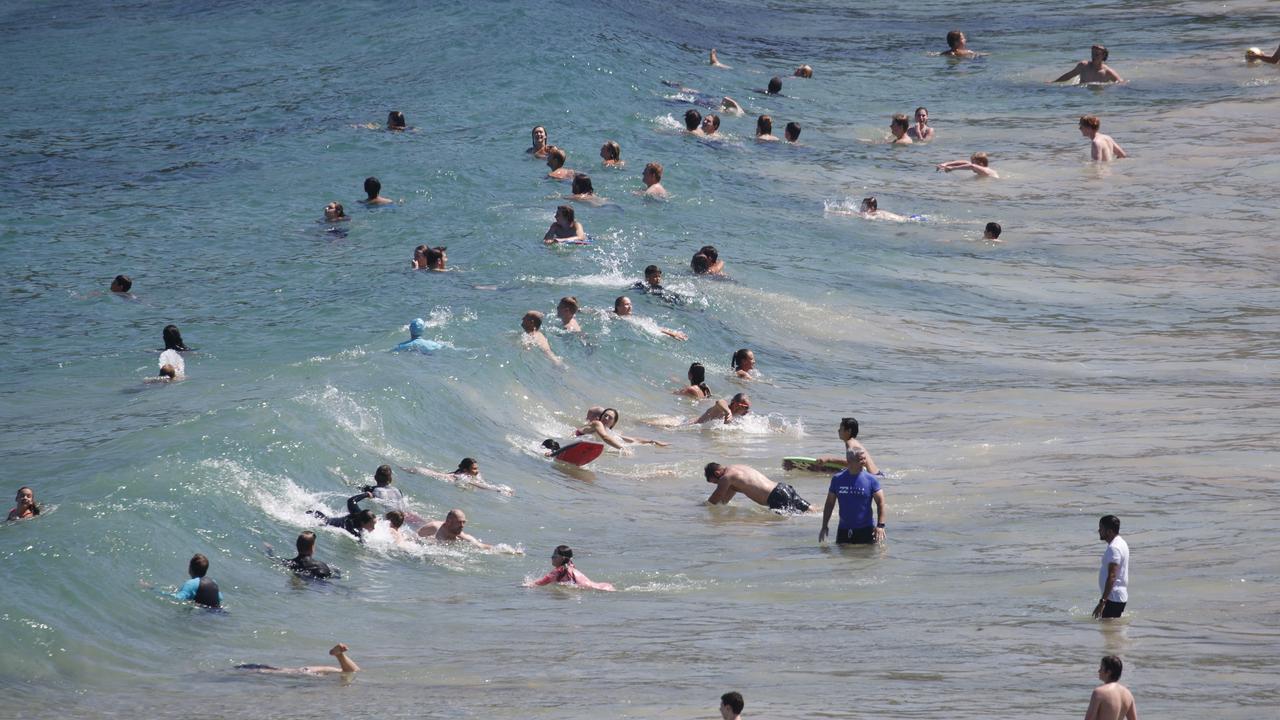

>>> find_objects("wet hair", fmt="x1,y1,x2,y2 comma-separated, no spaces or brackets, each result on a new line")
1099,515,1121,534
970,152,990,167
456,457,478,473
425,246,447,269
915,106,928,118
794,65,813,78
644,161,663,181
387,111,406,128
523,311,543,330
731,348,752,370
1100,655,1123,682
699,245,719,263
729,392,749,408
558,296,579,312
691,253,711,274
684,108,703,131
839,417,860,438
546,146,566,168
1093,44,1109,62
189,553,210,578
296,530,317,555
553,544,573,561
15,486,39,516
354,509,377,528
363,176,381,198
159,364,177,379
414,244,429,263
571,173,594,195
601,407,620,428
702,114,721,132
556,204,575,224
861,197,878,212
756,115,773,136
704,462,724,480
601,140,621,161
613,296,630,312
385,510,405,529
532,125,546,138
374,465,393,486
785,121,801,141
688,363,710,395
767,76,782,94
985,222,1002,238
946,30,964,49
1079,115,1101,131
112,274,132,292
163,325,189,351
644,264,661,280
892,113,910,132
328,202,347,218
721,692,745,714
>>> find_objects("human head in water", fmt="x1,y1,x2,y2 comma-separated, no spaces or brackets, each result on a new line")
455,458,479,475
613,296,633,316
295,530,318,557
731,348,755,372
324,201,347,221
546,146,566,170
700,114,721,135
374,465,394,487
551,544,574,567
409,318,427,338
684,108,703,132
794,64,813,78
691,253,711,274
784,121,801,142
111,275,132,293
756,115,773,137
354,510,377,533
571,173,594,196
424,246,447,270
163,324,189,351
363,176,382,200
554,204,575,227
188,553,210,578
386,111,407,130
600,140,621,163
766,76,782,94
644,265,663,286
860,197,878,213
727,393,751,416
688,362,709,390
11,486,39,518
521,311,544,333
557,296,579,323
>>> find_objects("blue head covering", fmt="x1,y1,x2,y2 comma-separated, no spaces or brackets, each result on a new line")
409,318,427,338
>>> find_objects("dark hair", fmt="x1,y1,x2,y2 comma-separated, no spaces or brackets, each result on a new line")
159,364,177,379
644,162,663,181
840,417,859,438
1099,515,1120,534
556,204,575,224
163,325,189,351
704,462,723,480
523,311,543,330
767,76,782,94
601,408,620,428
387,111,406,128
892,113,910,131
613,296,630,312
553,544,574,561
296,530,317,555
189,553,210,578
456,457,477,473
985,222,1002,238
1100,655,1123,682
1093,44,1109,62
385,510,405,529
862,197,878,212
785,121,801,141
363,176,381,198
601,140,620,160
731,348,752,370
644,264,661,278
112,274,132,292
915,106,928,117
699,245,719,263
546,146,566,168
756,114,772,135
691,253,711,274
558,296,579,312
721,692,745,714
684,108,702,131
15,486,39,516
688,362,710,395
328,201,346,218
425,246,447,268
374,465,393,486
946,30,964,49
571,173,594,195
354,510,377,528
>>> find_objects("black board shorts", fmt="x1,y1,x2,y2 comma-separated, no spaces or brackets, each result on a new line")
837,527,876,544
1102,600,1126,618
766,483,811,513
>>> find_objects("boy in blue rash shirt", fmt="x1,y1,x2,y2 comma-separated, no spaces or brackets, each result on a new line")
171,553,223,607
818,418,887,544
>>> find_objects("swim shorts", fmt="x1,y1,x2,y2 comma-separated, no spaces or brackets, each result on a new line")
836,527,875,544
1101,600,1126,619
766,483,811,513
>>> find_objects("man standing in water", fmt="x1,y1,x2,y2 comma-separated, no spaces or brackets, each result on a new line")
1079,115,1127,162
1084,655,1139,720
704,463,811,513
1093,514,1130,619
720,692,745,720
1055,44,1124,83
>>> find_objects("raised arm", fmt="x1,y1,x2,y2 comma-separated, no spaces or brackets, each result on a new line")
819,492,837,543
329,643,360,673
1054,62,1083,83
346,492,371,514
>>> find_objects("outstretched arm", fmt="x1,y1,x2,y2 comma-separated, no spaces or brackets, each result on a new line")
582,420,626,449
936,160,969,171
329,643,360,673
1054,62,1083,83
659,326,688,341
460,532,494,550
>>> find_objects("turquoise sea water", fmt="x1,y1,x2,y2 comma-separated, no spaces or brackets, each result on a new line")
2,1,1278,718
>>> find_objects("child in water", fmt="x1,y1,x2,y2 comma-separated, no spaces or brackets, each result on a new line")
528,545,615,591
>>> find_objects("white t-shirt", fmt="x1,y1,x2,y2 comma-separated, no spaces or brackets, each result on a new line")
371,486,404,511
1099,535,1130,603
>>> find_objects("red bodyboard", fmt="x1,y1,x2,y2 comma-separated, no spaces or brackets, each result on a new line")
553,441,605,467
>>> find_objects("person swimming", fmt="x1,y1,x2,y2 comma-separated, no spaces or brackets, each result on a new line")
386,111,407,130
784,121,801,143
856,197,908,222
557,296,583,332
907,107,934,142
521,310,564,366
110,274,132,294
237,643,361,675
544,205,587,243
676,362,712,399
309,492,378,540
700,113,721,137
599,140,624,168
570,173,604,205
323,201,349,223
168,553,223,608
527,545,615,591
613,296,687,340
690,393,751,425
271,530,338,580
7,486,39,521
640,162,668,199
936,152,999,178
528,125,549,157
756,76,783,95
360,176,394,206
684,108,704,135
889,113,913,144
393,318,444,353
756,115,778,142
731,348,757,379
545,146,574,181
401,457,513,496
162,324,191,352
794,64,813,78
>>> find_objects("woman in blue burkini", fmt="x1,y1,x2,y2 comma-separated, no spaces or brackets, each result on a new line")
393,318,443,353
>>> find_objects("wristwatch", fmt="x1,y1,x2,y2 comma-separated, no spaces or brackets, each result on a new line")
876,523,885,528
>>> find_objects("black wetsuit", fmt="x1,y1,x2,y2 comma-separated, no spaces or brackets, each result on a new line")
286,555,336,580
194,577,222,608
312,493,370,538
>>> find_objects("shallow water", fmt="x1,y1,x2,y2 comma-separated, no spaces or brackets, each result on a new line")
2,1,1278,718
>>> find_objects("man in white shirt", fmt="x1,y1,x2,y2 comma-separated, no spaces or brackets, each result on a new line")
1093,514,1129,619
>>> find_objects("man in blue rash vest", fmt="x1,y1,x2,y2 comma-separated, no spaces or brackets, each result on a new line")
393,318,443,353
818,417,887,545
171,553,223,607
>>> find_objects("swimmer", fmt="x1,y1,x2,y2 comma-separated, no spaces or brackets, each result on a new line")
360,464,404,511
700,113,722,137
907,107,934,142
755,115,778,142
402,458,513,496
163,324,191,352
1084,656,1138,720
641,162,668,199
684,108,704,135
393,318,444,353
237,643,361,676
983,222,1002,241
600,140,624,168
360,176,394,206
545,146,574,181
755,76,783,95
384,511,409,544
709,48,730,68
633,264,666,294
731,348,756,379
528,125,549,157
704,462,813,513
941,30,976,58
721,692,745,720
572,406,670,448
1247,44,1280,64
691,253,712,275
416,508,493,548
794,64,813,78
528,545,616,591
613,296,687,340
521,310,564,366
110,274,133,294
857,197,908,222
570,173,603,205
699,245,725,274
323,201,349,223
386,110,407,130
309,492,378,540
1079,115,1128,162
690,393,750,425
143,363,180,384
720,96,744,116
168,553,223,607
936,152,999,178
544,204,587,243
557,296,583,332
784,416,881,475
7,486,39,521
1054,44,1124,84
784,121,801,143
269,530,337,580
675,362,712,399
889,113,913,145
423,246,446,271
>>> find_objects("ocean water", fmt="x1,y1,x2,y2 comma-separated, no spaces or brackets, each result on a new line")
2,0,1278,717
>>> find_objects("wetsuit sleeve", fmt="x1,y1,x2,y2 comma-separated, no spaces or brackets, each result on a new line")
170,578,200,601
346,493,368,514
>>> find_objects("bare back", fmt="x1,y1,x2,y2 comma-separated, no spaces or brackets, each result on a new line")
1085,682,1137,720
722,465,777,505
